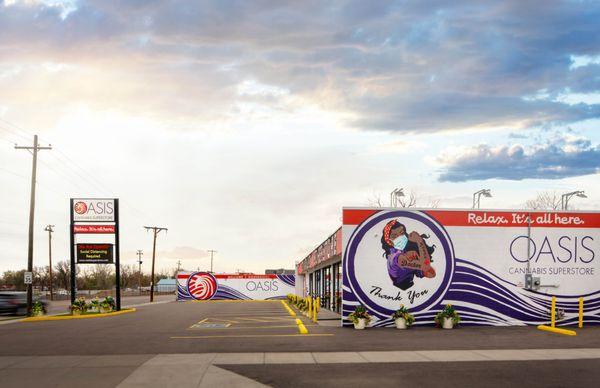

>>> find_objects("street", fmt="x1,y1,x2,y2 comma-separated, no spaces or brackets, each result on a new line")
0,300,599,387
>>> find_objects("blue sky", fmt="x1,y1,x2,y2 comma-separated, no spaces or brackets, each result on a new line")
0,0,599,273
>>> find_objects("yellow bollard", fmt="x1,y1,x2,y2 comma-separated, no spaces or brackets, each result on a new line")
579,297,584,328
312,298,317,323
551,296,556,328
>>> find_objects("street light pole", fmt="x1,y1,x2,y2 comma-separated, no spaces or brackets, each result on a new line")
472,189,492,209
44,225,54,301
561,190,587,210
390,188,405,207
136,250,143,295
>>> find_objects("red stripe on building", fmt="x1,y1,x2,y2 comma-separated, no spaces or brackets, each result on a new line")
425,210,600,228
343,209,380,225
214,274,277,279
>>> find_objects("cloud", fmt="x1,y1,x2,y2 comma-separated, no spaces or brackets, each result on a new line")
157,246,209,260
1,0,599,132
437,132,600,182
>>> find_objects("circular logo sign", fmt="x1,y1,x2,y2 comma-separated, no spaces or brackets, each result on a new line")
74,201,88,215
187,272,218,300
344,210,455,318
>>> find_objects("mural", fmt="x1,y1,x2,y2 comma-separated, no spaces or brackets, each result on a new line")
342,208,600,327
177,272,295,301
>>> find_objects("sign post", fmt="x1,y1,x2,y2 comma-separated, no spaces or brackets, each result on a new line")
69,198,121,311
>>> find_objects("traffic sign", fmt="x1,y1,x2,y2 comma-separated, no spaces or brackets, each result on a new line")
24,272,33,284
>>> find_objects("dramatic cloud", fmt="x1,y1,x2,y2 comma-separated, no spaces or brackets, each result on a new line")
0,0,599,132
437,133,600,182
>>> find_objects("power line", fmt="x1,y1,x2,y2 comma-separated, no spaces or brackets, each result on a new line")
2,118,151,222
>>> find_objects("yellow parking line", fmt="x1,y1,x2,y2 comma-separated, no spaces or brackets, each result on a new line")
189,324,300,330
171,334,334,339
236,317,272,323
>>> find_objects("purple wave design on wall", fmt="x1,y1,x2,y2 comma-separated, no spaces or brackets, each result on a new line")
177,283,193,301
343,258,600,327
277,274,295,288
213,284,251,300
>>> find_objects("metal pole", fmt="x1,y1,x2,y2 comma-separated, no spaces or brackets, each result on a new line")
45,225,54,301
137,250,143,295
526,213,531,275
69,199,76,306
114,199,121,311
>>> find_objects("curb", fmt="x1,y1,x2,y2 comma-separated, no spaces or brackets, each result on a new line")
20,308,136,322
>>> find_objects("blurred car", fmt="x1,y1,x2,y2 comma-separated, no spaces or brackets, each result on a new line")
0,292,48,316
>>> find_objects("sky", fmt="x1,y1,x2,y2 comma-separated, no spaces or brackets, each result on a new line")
0,0,599,275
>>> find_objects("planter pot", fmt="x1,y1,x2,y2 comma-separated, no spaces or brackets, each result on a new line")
72,309,82,316
353,318,367,330
395,318,407,329
100,306,112,314
442,317,454,329
31,311,44,317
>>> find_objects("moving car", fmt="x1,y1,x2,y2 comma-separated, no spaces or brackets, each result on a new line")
0,292,48,316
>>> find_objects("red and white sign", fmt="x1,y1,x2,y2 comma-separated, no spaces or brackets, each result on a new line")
73,225,116,234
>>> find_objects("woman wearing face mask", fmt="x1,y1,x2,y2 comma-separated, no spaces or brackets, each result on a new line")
381,220,436,290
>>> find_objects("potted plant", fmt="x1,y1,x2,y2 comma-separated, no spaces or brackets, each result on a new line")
348,305,371,330
392,305,415,329
99,296,115,313
88,298,100,313
31,301,45,317
435,304,460,329
69,297,87,316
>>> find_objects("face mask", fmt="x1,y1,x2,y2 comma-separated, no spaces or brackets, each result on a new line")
393,234,408,250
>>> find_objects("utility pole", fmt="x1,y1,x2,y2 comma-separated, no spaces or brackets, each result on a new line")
15,135,51,315
207,250,217,273
44,225,54,301
144,226,167,302
176,260,182,273
136,250,143,295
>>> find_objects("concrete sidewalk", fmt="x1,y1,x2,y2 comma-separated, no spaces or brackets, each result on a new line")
2,348,600,387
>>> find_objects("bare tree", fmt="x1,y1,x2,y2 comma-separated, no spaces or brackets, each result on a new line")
525,191,561,210
398,190,418,207
428,198,441,208
54,261,71,291
120,265,137,289
366,192,384,207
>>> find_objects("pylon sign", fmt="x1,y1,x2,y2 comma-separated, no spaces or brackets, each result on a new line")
70,198,121,310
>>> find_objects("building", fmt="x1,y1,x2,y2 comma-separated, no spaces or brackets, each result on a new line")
296,227,342,313
155,278,177,293
265,269,295,275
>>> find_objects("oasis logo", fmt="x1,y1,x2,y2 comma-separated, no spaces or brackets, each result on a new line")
73,199,115,221
246,280,279,292
74,201,88,214
509,235,595,263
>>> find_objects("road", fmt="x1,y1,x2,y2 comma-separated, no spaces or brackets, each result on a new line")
0,299,599,387
0,294,175,320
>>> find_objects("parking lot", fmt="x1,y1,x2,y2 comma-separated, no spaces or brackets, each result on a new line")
2,299,600,387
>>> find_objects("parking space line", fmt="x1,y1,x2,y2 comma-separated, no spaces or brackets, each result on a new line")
189,325,301,330
171,334,334,339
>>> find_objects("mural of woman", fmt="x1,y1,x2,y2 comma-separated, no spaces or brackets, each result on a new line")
381,219,436,290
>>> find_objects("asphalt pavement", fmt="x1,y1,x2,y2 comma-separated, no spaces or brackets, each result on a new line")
1,299,599,387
